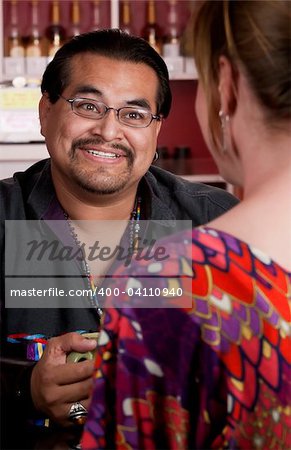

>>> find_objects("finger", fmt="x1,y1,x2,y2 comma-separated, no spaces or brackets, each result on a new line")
48,383,94,425
43,333,97,365
31,365,94,418
53,360,95,386
47,377,94,406
62,378,94,404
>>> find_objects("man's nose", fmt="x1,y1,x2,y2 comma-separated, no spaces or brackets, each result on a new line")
89,109,123,141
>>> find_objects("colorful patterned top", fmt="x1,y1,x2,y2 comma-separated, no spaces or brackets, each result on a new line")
82,227,291,450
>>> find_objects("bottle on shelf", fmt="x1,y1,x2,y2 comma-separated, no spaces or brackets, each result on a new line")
68,0,81,40
180,0,195,57
45,0,66,60
25,0,47,77
4,0,25,77
5,0,25,57
25,0,43,57
162,0,184,76
120,0,134,35
141,0,163,54
173,146,191,159
157,145,169,160
91,0,101,31
163,0,181,57
180,1,197,76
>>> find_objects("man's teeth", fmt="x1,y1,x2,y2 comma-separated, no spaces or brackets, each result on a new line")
86,150,121,158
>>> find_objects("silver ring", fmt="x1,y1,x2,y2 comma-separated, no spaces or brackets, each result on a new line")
68,402,88,426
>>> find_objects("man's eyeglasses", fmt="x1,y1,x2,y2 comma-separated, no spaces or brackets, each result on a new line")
59,95,161,128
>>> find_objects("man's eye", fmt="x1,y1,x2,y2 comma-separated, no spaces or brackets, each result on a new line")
126,110,145,120
80,102,98,112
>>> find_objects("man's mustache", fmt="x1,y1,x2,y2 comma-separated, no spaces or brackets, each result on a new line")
71,138,133,161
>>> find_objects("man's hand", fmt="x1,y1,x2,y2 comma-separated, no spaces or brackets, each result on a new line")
30,332,97,427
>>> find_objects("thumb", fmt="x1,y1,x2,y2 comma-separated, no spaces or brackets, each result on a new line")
45,332,97,364
70,332,98,352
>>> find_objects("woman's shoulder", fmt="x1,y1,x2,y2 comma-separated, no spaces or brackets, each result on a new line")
192,225,291,322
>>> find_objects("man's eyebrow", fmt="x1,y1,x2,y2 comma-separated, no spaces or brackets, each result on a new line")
126,99,151,110
73,85,102,97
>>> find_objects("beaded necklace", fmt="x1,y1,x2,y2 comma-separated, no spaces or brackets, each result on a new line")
65,197,141,318
129,196,141,252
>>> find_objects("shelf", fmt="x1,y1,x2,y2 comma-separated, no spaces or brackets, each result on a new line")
0,58,197,83
0,142,46,160
169,73,197,81
0,142,47,179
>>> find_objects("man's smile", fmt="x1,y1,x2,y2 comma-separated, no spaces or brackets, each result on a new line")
85,150,122,159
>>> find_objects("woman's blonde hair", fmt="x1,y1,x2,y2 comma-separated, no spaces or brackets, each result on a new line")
192,0,291,149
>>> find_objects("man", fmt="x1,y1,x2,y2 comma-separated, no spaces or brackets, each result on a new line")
0,29,238,447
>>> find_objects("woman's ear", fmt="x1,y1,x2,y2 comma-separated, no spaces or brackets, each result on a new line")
218,55,238,115
38,93,51,137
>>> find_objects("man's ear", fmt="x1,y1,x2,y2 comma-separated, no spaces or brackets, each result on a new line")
218,55,238,115
39,93,51,137
155,118,163,138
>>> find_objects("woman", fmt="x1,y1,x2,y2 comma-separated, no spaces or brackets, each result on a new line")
82,1,291,449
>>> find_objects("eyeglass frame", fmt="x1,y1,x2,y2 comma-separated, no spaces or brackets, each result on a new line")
58,94,162,128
